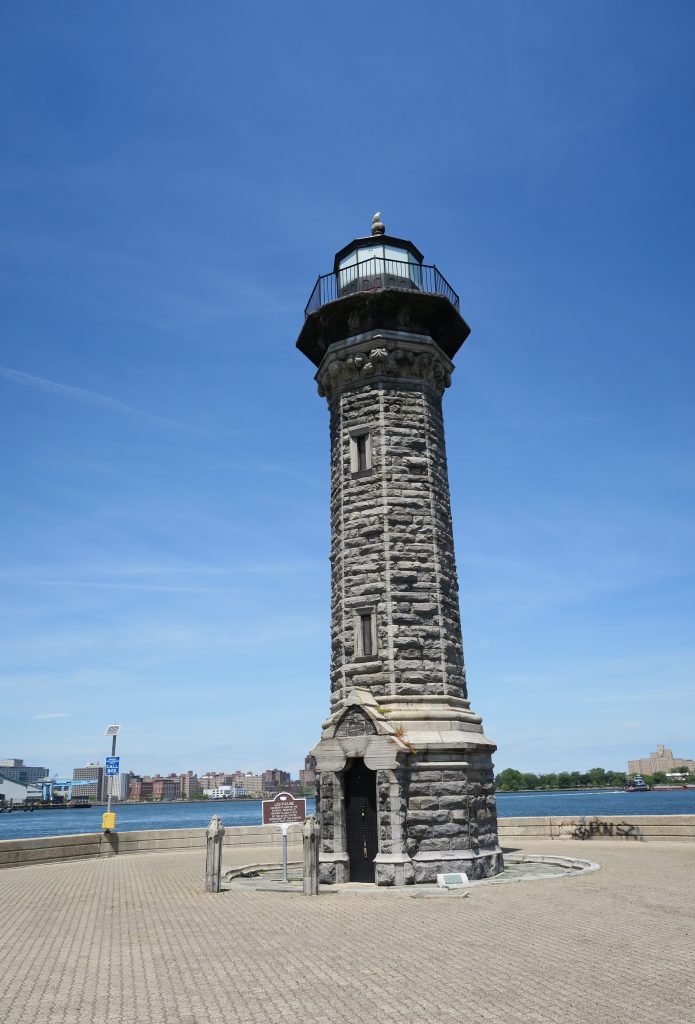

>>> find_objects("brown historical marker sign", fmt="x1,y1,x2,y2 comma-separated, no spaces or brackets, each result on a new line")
262,791,306,826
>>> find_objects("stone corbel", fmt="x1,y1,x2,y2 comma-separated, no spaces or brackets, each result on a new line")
316,338,453,402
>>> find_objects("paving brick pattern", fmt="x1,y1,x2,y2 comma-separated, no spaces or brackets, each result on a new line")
0,839,693,1024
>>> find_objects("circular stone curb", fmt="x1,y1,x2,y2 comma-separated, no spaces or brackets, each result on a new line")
225,854,600,896
468,853,601,887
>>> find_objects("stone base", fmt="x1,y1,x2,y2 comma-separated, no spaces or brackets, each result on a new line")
374,853,415,887
318,848,503,887
411,847,504,884
313,701,504,887
318,852,349,885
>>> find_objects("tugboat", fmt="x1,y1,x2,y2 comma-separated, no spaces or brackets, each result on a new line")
625,774,650,792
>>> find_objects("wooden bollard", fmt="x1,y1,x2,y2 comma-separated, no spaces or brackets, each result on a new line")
204,815,225,893
302,815,320,895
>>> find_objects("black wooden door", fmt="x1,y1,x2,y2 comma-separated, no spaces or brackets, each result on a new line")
344,760,378,882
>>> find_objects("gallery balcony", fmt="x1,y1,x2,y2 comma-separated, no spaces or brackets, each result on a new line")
304,257,460,318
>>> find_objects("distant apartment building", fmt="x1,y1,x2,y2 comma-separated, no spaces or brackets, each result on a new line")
628,744,695,776
72,762,105,801
299,754,316,788
200,771,227,790
0,758,49,786
235,772,263,796
126,775,181,800
128,778,153,800
178,771,201,798
262,769,291,794
151,775,182,801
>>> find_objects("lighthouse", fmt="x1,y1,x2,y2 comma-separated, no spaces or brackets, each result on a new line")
297,214,503,885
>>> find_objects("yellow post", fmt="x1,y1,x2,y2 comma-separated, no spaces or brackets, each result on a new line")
102,811,116,832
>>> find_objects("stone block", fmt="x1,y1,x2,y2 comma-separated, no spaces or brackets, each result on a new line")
439,795,467,810
406,810,449,826
407,824,430,840
409,771,442,784
431,822,467,839
451,810,471,824
408,796,439,810
417,838,451,851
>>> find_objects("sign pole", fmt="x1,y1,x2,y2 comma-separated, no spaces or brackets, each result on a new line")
106,733,117,818
281,823,289,883
103,724,121,832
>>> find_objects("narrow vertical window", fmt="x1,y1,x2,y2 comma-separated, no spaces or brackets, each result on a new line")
360,612,374,657
350,429,371,474
356,433,368,472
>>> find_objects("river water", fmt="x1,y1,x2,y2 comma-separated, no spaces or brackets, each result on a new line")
1,789,694,841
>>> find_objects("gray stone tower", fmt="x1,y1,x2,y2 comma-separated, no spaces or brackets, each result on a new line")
297,214,502,885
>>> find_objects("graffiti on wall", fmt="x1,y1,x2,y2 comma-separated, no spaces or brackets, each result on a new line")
570,817,644,841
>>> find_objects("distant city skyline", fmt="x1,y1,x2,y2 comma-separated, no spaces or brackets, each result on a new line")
1,4,693,776
7,738,695,784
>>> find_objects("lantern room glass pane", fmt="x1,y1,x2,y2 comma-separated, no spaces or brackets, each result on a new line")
384,244,410,279
338,241,422,295
356,244,384,264
338,249,358,291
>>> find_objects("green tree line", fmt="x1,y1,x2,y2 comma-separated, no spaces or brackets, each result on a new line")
495,766,694,791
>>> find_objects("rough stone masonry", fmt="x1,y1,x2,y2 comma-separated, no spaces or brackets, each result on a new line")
296,218,503,885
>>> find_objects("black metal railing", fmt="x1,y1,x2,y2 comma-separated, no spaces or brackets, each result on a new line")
304,257,459,318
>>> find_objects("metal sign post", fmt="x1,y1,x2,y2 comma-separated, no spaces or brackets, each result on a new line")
280,823,290,883
103,724,121,831
261,792,307,883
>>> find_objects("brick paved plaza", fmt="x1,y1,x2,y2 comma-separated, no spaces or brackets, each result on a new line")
0,839,692,1024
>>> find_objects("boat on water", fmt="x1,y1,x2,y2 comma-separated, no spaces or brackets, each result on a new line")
652,783,695,790
625,775,650,792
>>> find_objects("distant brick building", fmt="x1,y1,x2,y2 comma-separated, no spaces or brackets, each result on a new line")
151,775,181,801
299,754,316,788
128,778,152,800
262,769,291,794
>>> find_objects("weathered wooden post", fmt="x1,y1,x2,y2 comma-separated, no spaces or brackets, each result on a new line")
302,815,320,895
204,814,225,893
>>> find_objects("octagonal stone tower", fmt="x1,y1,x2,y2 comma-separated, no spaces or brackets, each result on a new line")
297,214,503,885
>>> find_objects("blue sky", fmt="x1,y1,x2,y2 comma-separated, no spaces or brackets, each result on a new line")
1,2,693,779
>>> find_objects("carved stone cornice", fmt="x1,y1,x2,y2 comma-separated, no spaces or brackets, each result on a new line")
316,332,454,403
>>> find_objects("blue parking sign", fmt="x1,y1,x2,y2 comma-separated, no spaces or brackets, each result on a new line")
105,757,120,776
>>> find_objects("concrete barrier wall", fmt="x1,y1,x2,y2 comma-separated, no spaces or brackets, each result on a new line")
498,815,695,842
1,815,694,868
0,823,303,869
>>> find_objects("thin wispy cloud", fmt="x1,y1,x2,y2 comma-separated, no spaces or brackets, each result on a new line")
0,365,184,431
0,559,325,589
25,580,243,595
33,712,69,720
